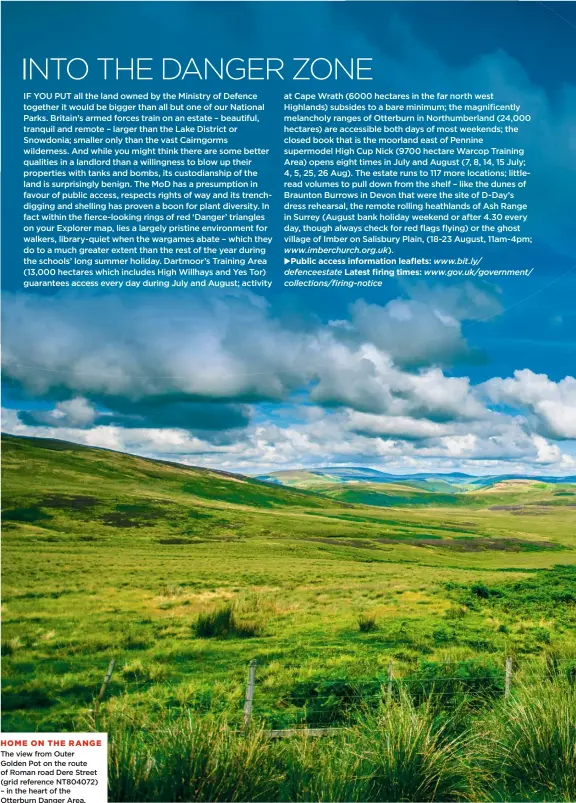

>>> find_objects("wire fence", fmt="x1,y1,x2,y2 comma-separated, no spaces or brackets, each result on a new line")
242,655,576,732
92,653,576,733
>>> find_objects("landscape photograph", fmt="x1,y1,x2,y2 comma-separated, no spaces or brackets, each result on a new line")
2,1,576,801
2,279,576,801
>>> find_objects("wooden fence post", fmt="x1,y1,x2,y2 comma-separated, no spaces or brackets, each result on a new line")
94,658,115,716
243,659,258,728
387,660,394,700
505,656,512,699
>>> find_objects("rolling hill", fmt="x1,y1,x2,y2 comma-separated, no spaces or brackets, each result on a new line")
256,466,576,510
258,466,576,491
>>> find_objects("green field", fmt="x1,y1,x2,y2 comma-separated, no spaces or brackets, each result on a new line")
3,433,576,726
2,434,576,800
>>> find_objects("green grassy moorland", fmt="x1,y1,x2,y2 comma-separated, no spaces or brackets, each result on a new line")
2,434,576,801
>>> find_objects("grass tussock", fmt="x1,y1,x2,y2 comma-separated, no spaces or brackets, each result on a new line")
108,712,280,802
104,678,576,802
107,698,473,802
357,613,378,633
355,695,473,802
193,604,262,639
477,680,576,801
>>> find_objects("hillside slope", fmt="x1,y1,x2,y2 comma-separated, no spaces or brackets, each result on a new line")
2,433,334,508
2,434,347,543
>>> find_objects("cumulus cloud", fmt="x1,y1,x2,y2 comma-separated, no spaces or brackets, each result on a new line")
483,369,576,439
20,397,98,429
4,401,574,475
347,412,456,440
350,283,501,367
2,289,575,474
2,292,306,402
2,286,495,430
19,395,251,442
311,345,487,421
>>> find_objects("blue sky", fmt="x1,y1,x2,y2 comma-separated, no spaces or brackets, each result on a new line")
2,1,576,475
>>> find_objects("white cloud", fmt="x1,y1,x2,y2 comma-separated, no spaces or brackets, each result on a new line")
2,286,495,424
4,399,575,476
347,412,454,440
350,283,501,367
483,369,576,439
3,291,576,475
24,397,98,429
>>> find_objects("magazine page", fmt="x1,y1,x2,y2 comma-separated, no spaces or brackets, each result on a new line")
1,1,575,801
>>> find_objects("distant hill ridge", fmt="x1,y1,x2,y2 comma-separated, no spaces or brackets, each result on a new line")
256,466,576,490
